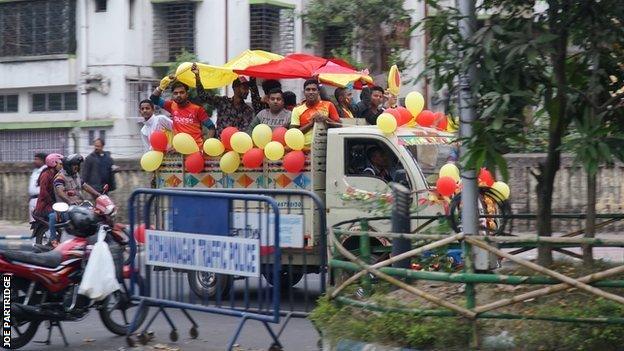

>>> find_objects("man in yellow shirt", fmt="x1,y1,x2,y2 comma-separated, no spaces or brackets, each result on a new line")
290,79,341,145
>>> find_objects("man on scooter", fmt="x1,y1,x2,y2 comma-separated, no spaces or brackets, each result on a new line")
52,154,102,247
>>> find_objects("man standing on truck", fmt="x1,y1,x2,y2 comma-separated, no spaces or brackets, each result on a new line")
290,79,341,146
150,75,215,149
246,89,291,132
354,85,385,125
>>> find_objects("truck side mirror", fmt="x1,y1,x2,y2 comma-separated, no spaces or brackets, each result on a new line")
393,169,410,189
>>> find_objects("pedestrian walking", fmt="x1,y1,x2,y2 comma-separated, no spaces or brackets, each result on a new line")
82,138,116,194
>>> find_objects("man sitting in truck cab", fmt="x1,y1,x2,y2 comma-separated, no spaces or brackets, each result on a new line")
362,146,393,182
290,79,341,146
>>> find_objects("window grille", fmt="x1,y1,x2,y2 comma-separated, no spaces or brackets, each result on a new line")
152,2,196,62
322,26,350,58
0,129,69,162
0,0,76,57
0,95,18,113
31,92,78,112
250,4,295,55
95,0,107,12
127,80,158,118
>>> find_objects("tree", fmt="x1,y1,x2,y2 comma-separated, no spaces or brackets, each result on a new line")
421,0,624,265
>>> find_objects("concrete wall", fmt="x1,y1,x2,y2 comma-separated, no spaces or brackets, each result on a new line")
2,154,622,234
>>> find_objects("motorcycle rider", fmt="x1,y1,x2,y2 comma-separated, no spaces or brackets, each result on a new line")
33,153,64,245
52,154,102,246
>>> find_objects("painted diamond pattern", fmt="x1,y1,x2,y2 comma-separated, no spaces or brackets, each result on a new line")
165,175,182,187
275,174,292,188
201,174,216,187
237,174,254,188
156,176,165,188
218,175,235,188
293,174,311,189
184,174,199,187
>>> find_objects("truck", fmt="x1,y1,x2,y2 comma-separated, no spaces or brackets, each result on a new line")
156,123,455,297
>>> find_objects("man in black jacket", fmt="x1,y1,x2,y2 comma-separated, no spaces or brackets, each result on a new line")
82,138,116,193
353,86,385,125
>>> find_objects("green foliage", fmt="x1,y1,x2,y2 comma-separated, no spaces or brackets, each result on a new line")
420,0,624,180
302,0,413,73
310,296,471,349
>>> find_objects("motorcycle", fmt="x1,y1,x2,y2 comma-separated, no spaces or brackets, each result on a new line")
1,202,147,349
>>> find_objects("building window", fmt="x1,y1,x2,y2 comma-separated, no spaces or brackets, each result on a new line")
0,95,18,113
129,0,135,29
0,0,76,58
153,3,196,62
31,92,78,112
250,3,295,55
322,26,350,58
95,0,107,12
0,129,69,162
127,80,158,118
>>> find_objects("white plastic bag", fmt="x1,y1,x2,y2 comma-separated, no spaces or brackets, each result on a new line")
78,227,121,301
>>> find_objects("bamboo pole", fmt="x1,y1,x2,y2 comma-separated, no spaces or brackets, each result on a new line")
330,233,464,298
330,229,476,318
465,237,624,305
475,264,624,313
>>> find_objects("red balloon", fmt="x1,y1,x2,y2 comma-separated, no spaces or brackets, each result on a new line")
283,150,306,173
434,112,448,130
149,131,168,151
386,108,402,124
184,152,205,173
416,110,435,127
478,168,495,187
134,224,146,244
221,127,239,150
436,176,458,197
242,148,264,168
396,107,412,126
272,127,288,146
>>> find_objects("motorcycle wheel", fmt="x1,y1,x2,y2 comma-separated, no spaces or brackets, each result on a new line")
5,278,41,349
99,289,148,336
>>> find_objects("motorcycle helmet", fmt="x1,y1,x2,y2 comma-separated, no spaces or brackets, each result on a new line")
45,153,64,168
63,154,84,176
66,206,98,237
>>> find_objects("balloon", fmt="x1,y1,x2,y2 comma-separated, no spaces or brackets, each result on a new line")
439,163,460,182
203,138,225,157
140,151,164,172
285,128,305,151
447,115,459,133
149,131,168,151
396,107,412,126
491,181,510,200
184,152,205,173
252,124,272,148
405,91,425,117
242,148,264,168
272,127,287,145
230,132,253,154
220,151,240,173
416,110,435,127
172,133,199,154
376,113,397,134
221,127,239,150
386,108,402,124
134,224,146,244
434,112,448,130
283,150,306,173
387,64,401,96
478,168,495,187
436,176,458,197
264,141,285,161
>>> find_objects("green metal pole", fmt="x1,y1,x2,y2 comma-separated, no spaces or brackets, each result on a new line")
360,219,372,295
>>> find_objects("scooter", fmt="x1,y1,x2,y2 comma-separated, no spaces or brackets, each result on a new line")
0,203,146,349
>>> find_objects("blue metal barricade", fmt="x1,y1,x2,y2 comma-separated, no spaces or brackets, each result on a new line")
126,188,283,350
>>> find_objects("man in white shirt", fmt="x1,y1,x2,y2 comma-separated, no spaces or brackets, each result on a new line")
139,99,173,151
28,152,47,222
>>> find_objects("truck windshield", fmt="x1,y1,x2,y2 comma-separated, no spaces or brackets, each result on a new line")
403,142,458,186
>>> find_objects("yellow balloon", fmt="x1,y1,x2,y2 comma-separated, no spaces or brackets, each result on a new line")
203,138,225,157
140,151,164,172
219,151,240,173
252,124,272,149
405,91,425,118
264,141,285,161
376,113,397,134
439,163,460,182
491,181,510,200
284,128,305,151
172,133,199,155
446,115,459,133
230,132,253,154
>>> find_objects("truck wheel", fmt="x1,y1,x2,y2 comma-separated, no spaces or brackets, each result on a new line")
187,271,232,299
262,269,304,288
